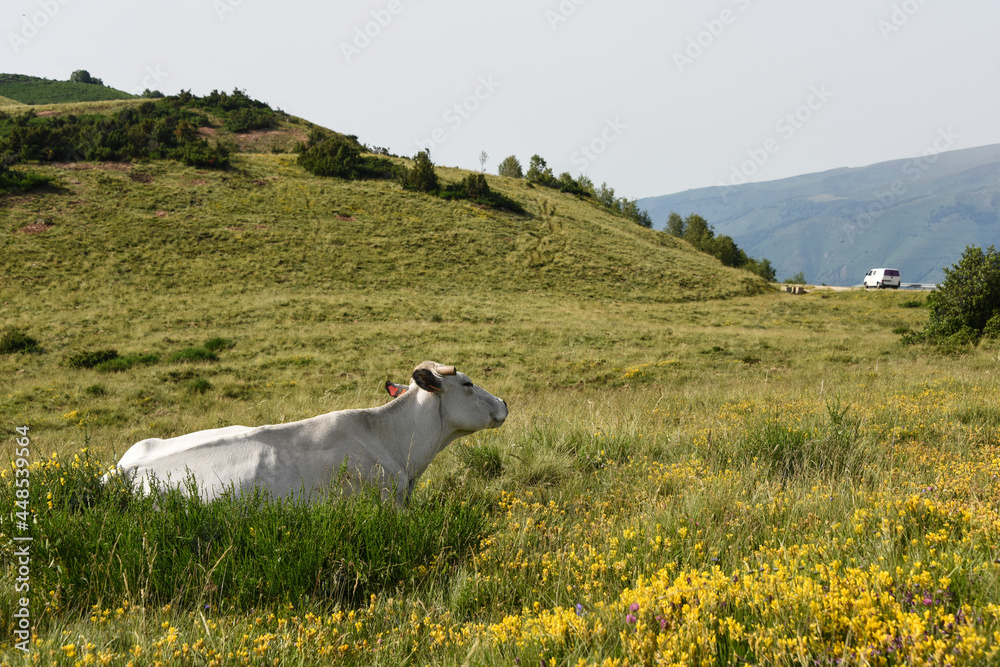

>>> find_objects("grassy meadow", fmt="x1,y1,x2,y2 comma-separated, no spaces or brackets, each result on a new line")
2,147,1000,665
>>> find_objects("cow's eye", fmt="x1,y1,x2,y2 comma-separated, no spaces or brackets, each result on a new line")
463,382,474,388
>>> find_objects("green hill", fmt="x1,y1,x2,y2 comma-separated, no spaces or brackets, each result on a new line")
0,73,136,105
1,100,766,304
1,155,765,299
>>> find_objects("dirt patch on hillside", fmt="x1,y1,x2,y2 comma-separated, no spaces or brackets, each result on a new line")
17,220,54,234
233,127,308,153
196,125,308,154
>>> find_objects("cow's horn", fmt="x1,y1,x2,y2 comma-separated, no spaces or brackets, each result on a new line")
439,365,456,375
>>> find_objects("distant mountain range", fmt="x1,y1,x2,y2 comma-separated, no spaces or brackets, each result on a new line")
638,143,1000,285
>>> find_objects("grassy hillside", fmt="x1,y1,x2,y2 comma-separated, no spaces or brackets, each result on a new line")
2,100,1000,665
1,157,764,303
0,73,135,105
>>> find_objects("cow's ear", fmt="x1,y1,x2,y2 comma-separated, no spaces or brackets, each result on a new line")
385,381,408,398
412,368,443,393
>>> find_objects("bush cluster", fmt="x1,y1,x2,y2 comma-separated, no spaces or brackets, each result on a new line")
297,130,396,180
67,349,160,372
65,337,230,373
187,88,279,133
403,152,525,214
511,154,653,227
0,98,231,168
665,212,776,281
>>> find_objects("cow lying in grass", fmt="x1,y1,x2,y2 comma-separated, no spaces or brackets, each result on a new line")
105,361,508,505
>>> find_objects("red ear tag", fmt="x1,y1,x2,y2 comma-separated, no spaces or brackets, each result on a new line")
385,381,409,398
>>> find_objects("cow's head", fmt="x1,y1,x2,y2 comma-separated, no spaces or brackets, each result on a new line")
411,361,508,436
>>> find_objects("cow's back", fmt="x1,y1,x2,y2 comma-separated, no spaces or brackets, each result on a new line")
115,425,274,499
116,424,257,470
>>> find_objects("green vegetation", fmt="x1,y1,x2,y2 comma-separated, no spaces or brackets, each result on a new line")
296,130,396,180
0,73,134,105
403,149,439,191
0,97,231,167
0,161,50,194
666,212,776,281
520,154,653,228
783,270,807,284
497,154,523,178
402,151,526,214
66,350,120,369
68,70,103,86
0,153,764,301
904,244,1000,348
0,328,40,354
23,453,489,611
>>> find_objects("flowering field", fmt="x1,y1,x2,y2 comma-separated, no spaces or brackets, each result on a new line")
3,278,1000,664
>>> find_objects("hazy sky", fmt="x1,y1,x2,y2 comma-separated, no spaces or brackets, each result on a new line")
6,0,1000,208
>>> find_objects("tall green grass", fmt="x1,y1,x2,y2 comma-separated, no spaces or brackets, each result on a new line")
3,450,490,626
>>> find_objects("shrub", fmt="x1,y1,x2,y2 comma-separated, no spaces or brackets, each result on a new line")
0,163,52,193
96,354,160,373
438,173,526,214
94,357,133,373
0,328,40,354
909,245,1000,344
180,139,231,169
0,91,266,168
185,377,213,394
224,107,275,133
203,337,235,352
68,349,119,369
69,69,103,85
297,131,396,180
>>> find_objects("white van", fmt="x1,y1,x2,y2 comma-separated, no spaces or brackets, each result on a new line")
863,268,901,289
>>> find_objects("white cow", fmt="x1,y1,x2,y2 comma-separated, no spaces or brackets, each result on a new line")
105,361,508,505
